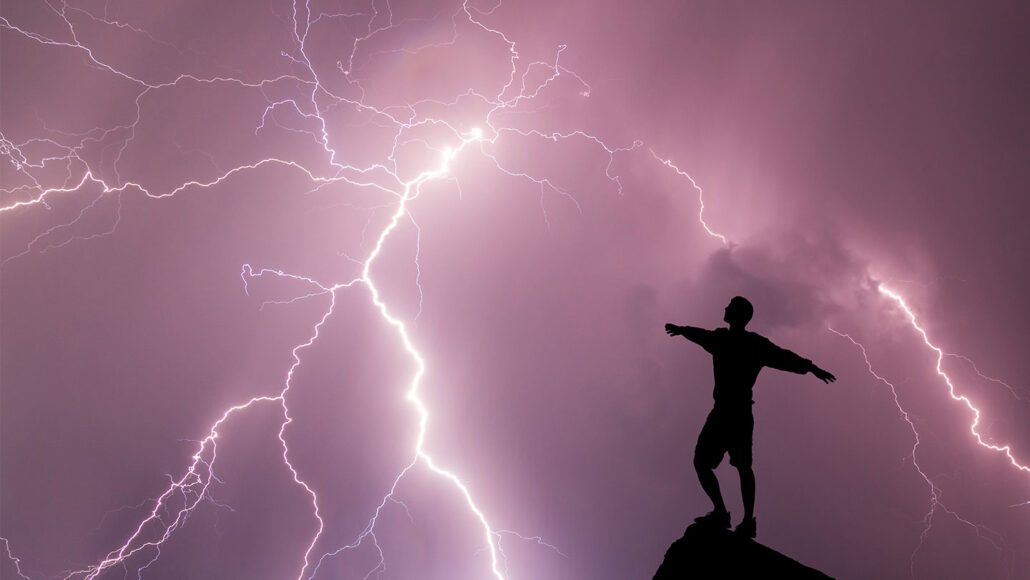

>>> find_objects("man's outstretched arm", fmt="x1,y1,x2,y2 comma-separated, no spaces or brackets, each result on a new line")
764,340,837,383
665,323,717,352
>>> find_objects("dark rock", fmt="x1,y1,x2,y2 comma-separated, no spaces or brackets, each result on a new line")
653,523,834,579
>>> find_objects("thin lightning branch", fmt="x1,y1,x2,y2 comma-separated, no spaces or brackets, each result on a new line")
494,530,570,559
943,352,1030,403
649,148,728,245
1,537,32,580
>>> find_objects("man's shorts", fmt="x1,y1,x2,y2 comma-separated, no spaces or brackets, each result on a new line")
694,406,754,469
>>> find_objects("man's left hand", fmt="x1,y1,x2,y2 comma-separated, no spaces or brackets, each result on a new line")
811,366,836,384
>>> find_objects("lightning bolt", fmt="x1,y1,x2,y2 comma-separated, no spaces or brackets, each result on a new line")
874,285,1030,475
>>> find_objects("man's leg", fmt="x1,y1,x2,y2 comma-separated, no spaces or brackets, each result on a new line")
694,456,726,514
728,410,756,537
738,465,754,521
693,410,730,526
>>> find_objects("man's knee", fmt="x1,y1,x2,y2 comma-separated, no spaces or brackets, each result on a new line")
694,452,719,472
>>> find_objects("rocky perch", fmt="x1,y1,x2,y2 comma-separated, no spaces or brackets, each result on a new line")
653,523,834,579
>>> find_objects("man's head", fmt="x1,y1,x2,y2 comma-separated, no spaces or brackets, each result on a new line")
724,296,754,328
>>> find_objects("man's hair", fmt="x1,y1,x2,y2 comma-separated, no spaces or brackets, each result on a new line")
729,296,754,326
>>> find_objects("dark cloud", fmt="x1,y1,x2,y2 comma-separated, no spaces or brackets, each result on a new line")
692,230,875,331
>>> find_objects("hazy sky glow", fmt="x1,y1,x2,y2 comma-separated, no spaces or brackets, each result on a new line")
2,2,1029,579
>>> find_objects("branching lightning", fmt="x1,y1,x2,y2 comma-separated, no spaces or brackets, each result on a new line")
833,285,1030,575
1,1,636,578
829,327,1014,577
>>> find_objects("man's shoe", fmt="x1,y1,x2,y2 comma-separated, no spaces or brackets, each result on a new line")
734,516,757,539
693,509,731,528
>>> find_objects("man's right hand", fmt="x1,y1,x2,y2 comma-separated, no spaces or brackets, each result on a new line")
665,323,681,336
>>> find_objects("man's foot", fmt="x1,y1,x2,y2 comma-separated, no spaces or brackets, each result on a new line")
734,516,756,539
693,509,731,528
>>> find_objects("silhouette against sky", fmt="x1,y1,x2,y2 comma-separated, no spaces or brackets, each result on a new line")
667,296,835,539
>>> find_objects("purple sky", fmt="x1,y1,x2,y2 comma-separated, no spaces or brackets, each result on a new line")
2,1,1029,579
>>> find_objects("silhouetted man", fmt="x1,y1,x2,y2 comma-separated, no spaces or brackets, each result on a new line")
665,296,835,538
